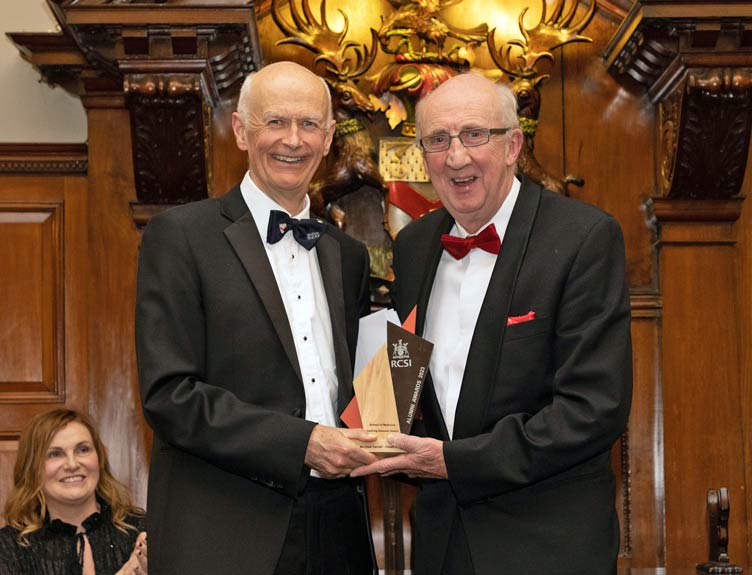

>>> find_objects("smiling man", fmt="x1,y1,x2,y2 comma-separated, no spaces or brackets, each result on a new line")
136,61,377,575
352,72,633,574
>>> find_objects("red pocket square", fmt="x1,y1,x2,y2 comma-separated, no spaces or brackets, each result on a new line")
506,311,536,326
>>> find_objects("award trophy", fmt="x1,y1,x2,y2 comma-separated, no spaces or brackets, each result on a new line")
341,308,433,455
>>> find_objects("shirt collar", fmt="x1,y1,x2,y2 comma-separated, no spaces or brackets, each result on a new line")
239,171,312,242
452,175,521,242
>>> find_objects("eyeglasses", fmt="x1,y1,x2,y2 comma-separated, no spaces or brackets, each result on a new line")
419,128,512,153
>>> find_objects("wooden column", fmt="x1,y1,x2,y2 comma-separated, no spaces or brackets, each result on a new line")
82,83,150,503
650,43,752,572
652,199,747,567
736,144,752,567
605,1,752,567
624,291,665,567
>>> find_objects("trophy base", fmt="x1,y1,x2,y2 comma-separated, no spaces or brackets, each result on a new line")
359,431,405,456
363,445,405,458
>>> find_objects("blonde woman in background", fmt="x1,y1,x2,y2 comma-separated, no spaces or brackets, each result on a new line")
0,409,147,575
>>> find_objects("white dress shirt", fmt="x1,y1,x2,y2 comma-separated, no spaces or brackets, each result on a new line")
423,176,521,438
240,172,338,430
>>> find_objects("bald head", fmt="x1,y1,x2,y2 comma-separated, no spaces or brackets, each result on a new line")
237,61,333,127
230,60,337,213
415,73,519,141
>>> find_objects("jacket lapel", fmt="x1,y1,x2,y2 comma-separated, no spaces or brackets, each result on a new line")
415,210,454,337
415,210,454,441
315,232,353,415
451,178,542,439
220,187,303,384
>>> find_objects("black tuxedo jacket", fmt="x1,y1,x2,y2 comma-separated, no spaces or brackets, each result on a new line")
135,186,370,575
391,176,633,574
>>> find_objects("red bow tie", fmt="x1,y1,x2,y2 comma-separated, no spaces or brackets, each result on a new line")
441,224,501,259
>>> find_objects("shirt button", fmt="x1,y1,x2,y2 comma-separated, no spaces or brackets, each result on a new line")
311,378,316,383
303,336,308,341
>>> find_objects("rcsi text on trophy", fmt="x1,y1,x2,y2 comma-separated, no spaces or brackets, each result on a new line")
341,308,433,455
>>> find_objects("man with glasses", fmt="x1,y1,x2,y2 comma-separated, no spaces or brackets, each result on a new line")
352,72,633,574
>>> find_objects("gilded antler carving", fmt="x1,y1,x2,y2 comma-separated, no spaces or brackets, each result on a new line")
494,0,595,80
273,0,377,79
377,0,487,62
271,0,385,226
487,0,594,194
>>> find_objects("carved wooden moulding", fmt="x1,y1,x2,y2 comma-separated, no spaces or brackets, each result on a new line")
660,68,752,201
605,1,752,209
65,2,261,225
0,144,88,175
696,488,744,574
9,0,263,227
124,74,211,227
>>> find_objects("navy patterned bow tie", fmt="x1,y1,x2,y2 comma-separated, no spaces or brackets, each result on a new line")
440,223,501,259
266,209,326,250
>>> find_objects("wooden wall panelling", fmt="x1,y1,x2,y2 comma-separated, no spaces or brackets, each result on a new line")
626,293,665,567
209,102,247,198
604,2,752,567
648,54,752,568
650,34,752,569
0,204,63,401
734,146,752,564
0,437,20,527
565,12,657,288
653,199,748,568
0,147,89,523
83,96,150,508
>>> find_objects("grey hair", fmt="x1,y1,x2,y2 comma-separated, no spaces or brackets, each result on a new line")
414,73,520,141
235,69,334,126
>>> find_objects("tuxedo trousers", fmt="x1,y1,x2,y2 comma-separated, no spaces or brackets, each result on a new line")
440,511,475,575
274,478,375,575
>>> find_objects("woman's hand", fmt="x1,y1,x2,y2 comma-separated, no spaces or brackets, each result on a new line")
115,532,147,575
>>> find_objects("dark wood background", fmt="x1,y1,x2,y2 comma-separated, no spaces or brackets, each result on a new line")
1,0,751,571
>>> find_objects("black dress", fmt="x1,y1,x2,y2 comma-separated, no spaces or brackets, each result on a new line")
0,502,145,575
